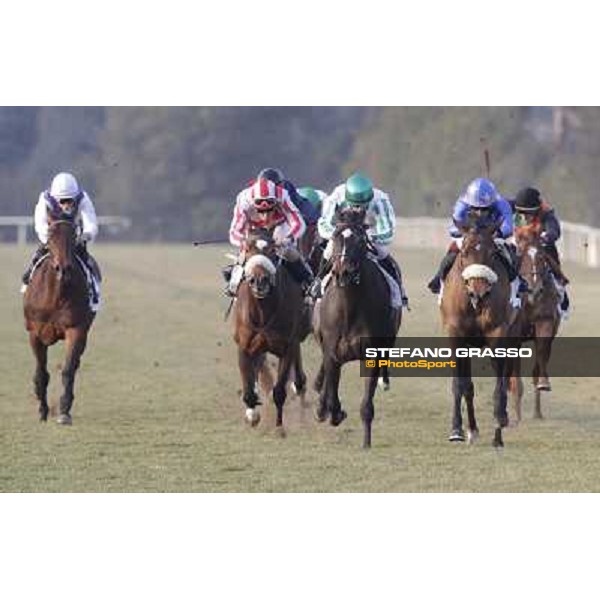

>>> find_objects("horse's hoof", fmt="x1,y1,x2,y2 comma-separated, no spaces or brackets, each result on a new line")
536,383,551,392
467,428,479,444
493,429,504,448
314,406,329,423
533,412,544,420
448,429,465,442
291,382,306,396
498,414,509,428
56,414,72,426
245,408,261,427
378,377,390,391
275,426,287,439
330,409,347,427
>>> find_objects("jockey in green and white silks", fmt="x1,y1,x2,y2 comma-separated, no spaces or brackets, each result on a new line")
310,173,408,306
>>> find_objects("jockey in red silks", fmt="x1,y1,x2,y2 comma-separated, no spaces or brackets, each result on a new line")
222,176,314,296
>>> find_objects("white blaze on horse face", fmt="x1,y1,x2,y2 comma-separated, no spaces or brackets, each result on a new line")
527,246,538,283
340,228,352,264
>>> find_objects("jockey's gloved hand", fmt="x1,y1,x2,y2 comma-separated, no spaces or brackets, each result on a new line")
273,231,293,247
540,231,550,243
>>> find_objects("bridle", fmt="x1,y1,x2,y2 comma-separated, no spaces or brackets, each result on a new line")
47,219,76,282
518,237,551,302
331,223,370,287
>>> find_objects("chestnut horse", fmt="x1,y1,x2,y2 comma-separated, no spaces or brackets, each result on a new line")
440,224,515,447
509,225,562,421
313,212,402,448
23,217,95,424
233,227,311,433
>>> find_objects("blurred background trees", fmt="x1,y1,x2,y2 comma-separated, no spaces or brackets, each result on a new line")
0,106,598,241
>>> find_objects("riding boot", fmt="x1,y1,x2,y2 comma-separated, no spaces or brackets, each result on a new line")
284,257,314,291
222,264,233,283
427,250,458,294
22,244,48,285
308,255,330,300
223,264,244,297
543,243,569,285
74,243,100,305
76,241,90,263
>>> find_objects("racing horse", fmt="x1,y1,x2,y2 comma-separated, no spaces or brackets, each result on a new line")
313,210,402,448
233,227,311,433
23,214,96,424
508,224,562,421
440,223,515,447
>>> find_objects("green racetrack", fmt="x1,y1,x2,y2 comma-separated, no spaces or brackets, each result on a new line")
1,244,599,492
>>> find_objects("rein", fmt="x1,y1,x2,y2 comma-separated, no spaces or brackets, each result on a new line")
330,226,372,286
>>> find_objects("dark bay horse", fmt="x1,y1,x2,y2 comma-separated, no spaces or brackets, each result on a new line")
23,217,95,424
313,214,402,448
440,225,515,447
300,223,325,279
509,226,562,421
233,227,311,433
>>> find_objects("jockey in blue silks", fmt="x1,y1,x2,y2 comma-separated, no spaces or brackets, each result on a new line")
427,177,527,307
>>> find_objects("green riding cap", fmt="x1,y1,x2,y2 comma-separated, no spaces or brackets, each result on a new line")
298,186,322,210
344,172,374,206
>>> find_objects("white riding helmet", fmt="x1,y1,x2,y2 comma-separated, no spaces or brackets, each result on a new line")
50,172,80,200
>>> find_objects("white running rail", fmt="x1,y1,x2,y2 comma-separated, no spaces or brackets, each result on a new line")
0,216,132,245
394,217,600,268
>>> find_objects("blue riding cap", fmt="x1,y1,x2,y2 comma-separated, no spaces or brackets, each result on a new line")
461,178,499,208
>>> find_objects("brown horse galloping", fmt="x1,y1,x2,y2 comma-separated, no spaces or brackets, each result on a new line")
440,224,516,447
23,217,95,424
233,227,311,433
313,213,402,448
509,226,562,421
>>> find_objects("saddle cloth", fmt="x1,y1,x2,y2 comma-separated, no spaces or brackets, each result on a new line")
31,254,101,313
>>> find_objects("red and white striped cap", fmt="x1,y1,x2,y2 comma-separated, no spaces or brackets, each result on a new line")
250,178,283,202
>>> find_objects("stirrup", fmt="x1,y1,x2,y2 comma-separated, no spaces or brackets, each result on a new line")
427,276,441,295
518,278,530,294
